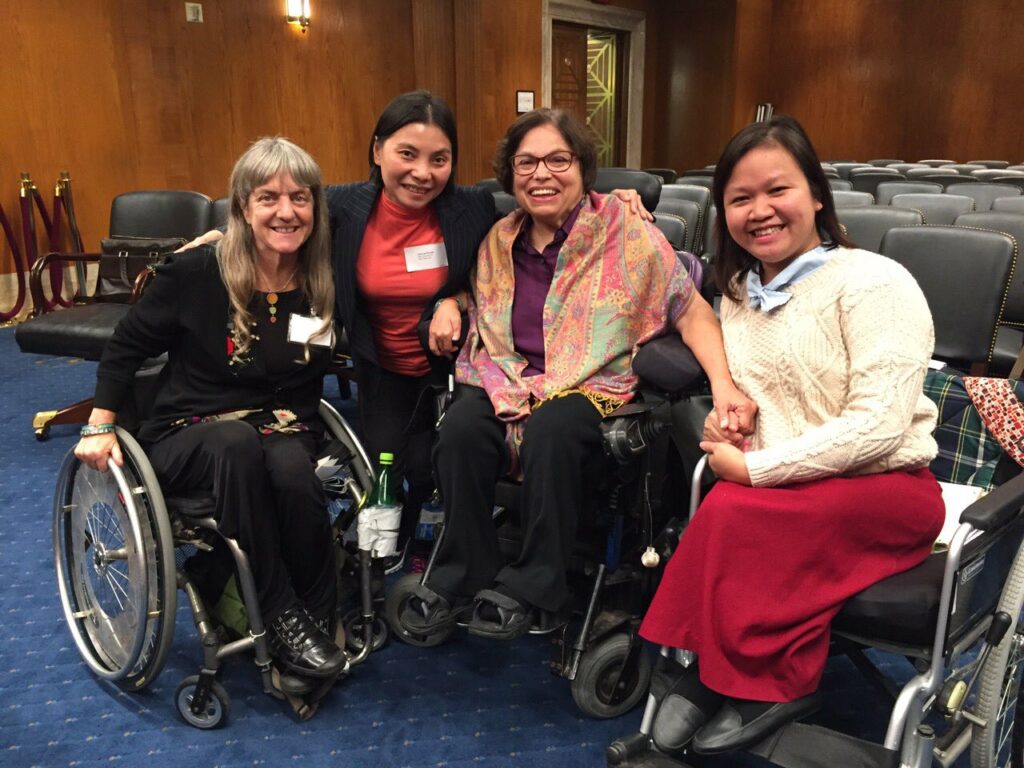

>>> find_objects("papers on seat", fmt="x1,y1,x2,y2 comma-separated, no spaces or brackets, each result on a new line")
934,481,987,551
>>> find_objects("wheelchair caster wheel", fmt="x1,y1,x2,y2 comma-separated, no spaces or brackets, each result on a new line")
342,607,389,653
34,426,49,441
571,633,651,719
384,572,454,648
175,674,230,729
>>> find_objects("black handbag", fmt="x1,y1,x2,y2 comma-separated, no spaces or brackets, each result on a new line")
97,236,185,301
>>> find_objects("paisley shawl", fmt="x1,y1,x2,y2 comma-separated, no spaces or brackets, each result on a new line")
455,191,694,472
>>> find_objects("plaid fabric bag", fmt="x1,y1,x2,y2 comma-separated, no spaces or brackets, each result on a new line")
924,369,1024,490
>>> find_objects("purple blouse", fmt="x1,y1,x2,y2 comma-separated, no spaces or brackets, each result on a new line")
511,203,583,376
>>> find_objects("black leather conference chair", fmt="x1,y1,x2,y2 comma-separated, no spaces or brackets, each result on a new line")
642,168,677,184
653,199,701,254
968,160,1010,169
874,181,942,206
827,178,853,191
946,183,1023,212
867,158,904,166
651,215,686,252
831,162,872,180
916,172,979,188
475,178,503,193
492,192,518,217
954,211,1024,376
889,193,974,225
993,197,1024,214
210,196,230,229
593,168,662,213
850,170,907,197
881,225,1016,374
837,206,922,252
16,190,213,438
831,190,875,208
941,163,987,175
917,158,956,167
971,169,1023,182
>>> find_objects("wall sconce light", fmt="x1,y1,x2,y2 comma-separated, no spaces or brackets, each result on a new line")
286,0,311,32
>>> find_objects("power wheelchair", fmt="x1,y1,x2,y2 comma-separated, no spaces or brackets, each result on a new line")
52,382,380,728
607,399,1024,767
382,332,713,720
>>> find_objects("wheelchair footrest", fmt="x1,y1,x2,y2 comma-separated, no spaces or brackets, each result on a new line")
747,722,899,768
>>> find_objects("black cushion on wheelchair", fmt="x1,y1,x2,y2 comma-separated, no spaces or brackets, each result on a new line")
165,492,218,519
632,335,704,395
832,552,945,648
15,302,132,360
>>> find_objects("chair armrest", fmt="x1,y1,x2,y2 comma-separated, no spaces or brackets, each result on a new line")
961,470,1024,532
29,251,101,316
632,334,704,395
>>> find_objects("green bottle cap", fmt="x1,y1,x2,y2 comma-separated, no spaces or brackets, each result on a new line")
379,452,394,463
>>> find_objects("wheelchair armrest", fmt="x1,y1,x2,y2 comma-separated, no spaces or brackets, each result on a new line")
960,470,1024,532
632,334,704,396
29,251,101,316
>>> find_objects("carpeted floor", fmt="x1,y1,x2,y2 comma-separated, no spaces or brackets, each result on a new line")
0,326,964,768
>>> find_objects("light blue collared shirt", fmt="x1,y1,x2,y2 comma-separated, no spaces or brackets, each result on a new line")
746,244,834,312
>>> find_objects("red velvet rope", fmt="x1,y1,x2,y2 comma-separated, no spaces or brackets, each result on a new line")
0,202,27,321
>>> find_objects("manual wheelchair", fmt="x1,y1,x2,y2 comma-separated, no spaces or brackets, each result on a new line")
382,332,712,720
52,393,379,728
608,426,1024,766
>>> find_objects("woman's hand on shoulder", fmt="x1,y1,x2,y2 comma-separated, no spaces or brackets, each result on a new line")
699,440,751,485
428,297,462,358
175,229,224,252
610,188,654,222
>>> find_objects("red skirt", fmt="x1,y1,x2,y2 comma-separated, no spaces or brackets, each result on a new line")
640,469,944,702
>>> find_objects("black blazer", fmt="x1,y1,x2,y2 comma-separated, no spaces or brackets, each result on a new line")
325,182,496,370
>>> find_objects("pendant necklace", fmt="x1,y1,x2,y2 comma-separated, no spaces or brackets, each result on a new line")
259,263,300,324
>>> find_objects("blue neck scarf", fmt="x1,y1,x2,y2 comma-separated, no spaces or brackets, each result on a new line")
746,244,833,312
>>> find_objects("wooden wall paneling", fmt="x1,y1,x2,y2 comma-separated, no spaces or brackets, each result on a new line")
453,0,543,184
412,0,457,101
730,0,772,133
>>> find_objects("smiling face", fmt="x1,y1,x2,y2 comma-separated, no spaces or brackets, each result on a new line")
723,143,823,282
373,122,453,210
243,171,314,261
511,123,584,233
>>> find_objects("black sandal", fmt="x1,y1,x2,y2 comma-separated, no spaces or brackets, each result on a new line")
400,584,469,634
467,588,535,640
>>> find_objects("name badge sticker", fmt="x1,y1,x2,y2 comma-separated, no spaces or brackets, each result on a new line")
287,313,333,347
404,242,448,272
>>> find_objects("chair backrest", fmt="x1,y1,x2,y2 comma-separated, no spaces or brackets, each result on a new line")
917,172,978,188
941,163,987,175
658,183,711,214
993,197,1024,214
918,159,956,167
827,178,853,191
875,181,942,205
831,162,873,180
832,190,875,207
880,226,1016,369
890,193,974,224
680,168,713,178
887,163,931,175
837,206,922,252
109,191,213,239
593,168,661,212
971,169,1023,182
851,166,901,176
643,167,677,184
906,167,954,180
476,178,503,193
850,171,906,196
990,177,1024,193
652,214,687,251
954,211,1024,323
946,183,1023,212
492,191,518,217
654,198,701,253
868,158,904,166
210,197,230,229
968,160,1010,169
703,204,718,260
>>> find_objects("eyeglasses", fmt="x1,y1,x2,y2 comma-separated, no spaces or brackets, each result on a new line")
510,151,576,175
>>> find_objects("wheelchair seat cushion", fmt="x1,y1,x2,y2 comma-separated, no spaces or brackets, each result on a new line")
632,334,704,395
832,552,944,648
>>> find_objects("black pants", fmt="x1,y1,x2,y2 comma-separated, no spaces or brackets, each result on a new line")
357,363,440,547
147,421,335,623
430,385,605,612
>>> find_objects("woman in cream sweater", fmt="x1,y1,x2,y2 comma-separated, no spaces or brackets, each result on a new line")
639,116,944,756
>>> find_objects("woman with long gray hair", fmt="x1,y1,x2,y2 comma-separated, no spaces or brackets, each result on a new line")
75,137,347,683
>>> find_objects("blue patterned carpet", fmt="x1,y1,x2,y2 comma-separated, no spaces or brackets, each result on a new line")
0,326,963,768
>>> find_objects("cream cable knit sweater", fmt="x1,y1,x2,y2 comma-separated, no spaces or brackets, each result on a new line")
721,247,939,488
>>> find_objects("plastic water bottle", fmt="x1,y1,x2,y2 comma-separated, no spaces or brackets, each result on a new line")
415,491,445,542
357,452,402,558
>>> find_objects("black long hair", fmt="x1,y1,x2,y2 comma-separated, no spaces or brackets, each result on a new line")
367,90,459,189
712,115,851,302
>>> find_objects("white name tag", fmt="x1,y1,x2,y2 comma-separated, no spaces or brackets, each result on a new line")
287,313,333,347
404,242,448,272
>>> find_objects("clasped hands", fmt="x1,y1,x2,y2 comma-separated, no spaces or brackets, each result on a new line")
702,387,758,485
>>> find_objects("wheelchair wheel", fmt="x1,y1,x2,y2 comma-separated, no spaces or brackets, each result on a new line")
972,541,1024,767
175,674,230,729
53,429,176,690
318,399,375,498
342,606,389,653
571,632,652,719
384,572,454,648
